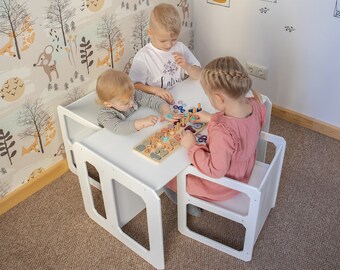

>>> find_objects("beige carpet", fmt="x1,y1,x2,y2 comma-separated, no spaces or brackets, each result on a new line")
1,116,339,270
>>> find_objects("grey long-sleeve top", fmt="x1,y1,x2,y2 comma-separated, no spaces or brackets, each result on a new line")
97,90,167,135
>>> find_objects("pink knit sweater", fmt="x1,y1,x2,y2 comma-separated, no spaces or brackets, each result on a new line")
167,97,266,201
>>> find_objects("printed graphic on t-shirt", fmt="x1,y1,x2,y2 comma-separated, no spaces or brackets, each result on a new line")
163,60,178,76
160,60,182,88
335,0,340,18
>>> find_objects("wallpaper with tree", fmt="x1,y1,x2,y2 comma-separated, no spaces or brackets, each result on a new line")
0,0,194,198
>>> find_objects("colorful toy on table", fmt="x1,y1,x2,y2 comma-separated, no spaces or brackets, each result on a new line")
133,101,206,164
196,134,207,144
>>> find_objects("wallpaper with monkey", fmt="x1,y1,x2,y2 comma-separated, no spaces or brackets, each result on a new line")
0,0,194,198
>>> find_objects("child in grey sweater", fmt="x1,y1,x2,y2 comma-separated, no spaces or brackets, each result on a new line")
96,69,179,135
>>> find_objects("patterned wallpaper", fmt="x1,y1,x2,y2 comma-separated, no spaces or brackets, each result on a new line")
0,0,194,198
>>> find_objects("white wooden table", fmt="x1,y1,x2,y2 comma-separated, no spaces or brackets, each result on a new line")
67,79,213,269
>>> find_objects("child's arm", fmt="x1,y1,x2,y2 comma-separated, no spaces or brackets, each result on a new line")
159,104,182,122
98,110,158,134
192,110,212,123
98,111,138,135
134,116,158,131
134,83,174,104
180,130,197,148
180,111,214,147
172,52,202,80
130,57,175,104
135,90,180,122
182,125,235,179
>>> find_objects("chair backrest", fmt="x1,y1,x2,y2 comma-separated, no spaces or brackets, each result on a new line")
57,91,101,174
256,94,272,162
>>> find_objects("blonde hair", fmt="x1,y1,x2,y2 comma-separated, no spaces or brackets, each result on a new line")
149,3,181,35
96,69,134,105
201,56,260,100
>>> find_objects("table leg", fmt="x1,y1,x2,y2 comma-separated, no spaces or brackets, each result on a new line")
74,142,165,269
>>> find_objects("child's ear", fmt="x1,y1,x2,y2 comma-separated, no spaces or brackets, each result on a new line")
213,92,225,105
103,101,113,108
147,28,152,37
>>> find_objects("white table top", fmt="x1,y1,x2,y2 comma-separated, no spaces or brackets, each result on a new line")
78,79,215,192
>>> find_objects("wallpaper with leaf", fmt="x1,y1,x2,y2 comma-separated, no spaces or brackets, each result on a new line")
0,0,194,198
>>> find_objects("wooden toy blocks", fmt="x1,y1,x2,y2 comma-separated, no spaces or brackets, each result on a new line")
133,102,206,164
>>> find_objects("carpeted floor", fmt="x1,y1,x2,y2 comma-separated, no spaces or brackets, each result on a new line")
1,116,339,270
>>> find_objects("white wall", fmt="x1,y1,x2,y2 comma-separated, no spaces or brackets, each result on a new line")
193,0,340,127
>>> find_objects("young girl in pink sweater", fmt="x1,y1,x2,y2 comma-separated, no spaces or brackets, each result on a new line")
166,56,266,216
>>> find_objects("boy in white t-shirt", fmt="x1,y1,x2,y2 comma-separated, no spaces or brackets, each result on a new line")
129,3,201,104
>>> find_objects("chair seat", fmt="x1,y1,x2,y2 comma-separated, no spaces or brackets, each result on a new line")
213,161,269,216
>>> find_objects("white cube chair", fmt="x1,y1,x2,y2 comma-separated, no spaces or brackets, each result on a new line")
177,131,286,261
57,92,101,175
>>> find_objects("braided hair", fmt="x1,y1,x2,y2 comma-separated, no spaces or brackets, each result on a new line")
201,56,254,100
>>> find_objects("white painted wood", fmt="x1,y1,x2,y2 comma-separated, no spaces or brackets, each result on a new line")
177,132,286,261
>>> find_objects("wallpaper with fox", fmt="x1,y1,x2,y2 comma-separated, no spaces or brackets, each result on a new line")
0,0,194,198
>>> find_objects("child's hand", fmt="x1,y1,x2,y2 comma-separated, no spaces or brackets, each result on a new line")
180,130,196,148
135,115,158,131
160,104,183,122
173,52,202,80
161,112,183,122
152,86,174,104
192,110,212,123
172,52,189,69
